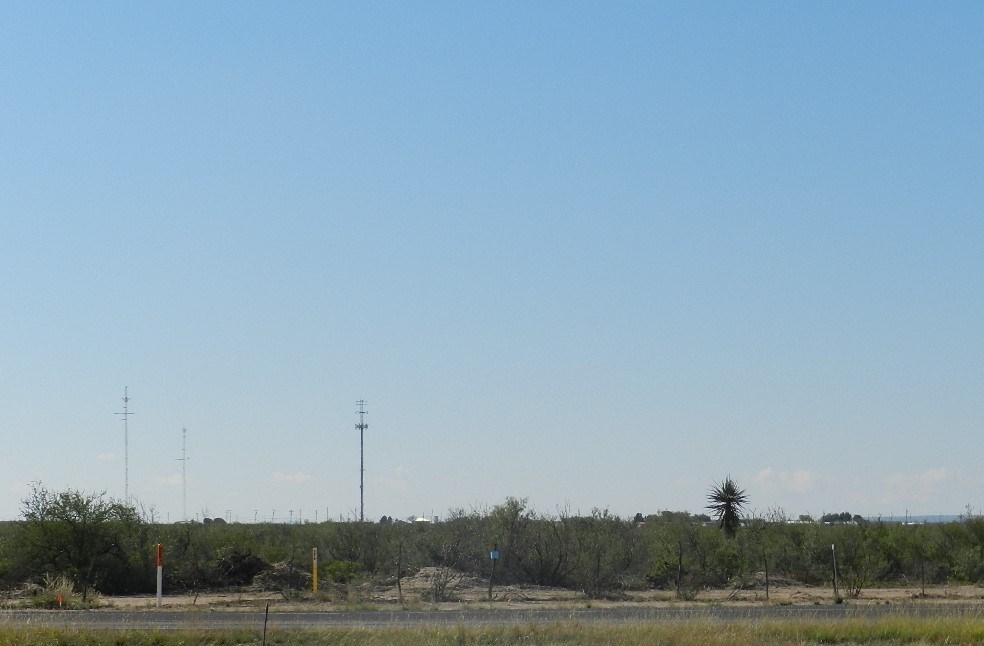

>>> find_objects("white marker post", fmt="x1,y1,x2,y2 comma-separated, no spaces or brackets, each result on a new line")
156,543,163,607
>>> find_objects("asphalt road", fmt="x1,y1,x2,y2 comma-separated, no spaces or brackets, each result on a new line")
3,604,984,631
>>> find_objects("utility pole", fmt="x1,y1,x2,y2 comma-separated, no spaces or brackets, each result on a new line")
356,400,368,522
115,387,133,502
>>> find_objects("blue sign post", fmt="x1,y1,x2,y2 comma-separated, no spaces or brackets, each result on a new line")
488,545,499,601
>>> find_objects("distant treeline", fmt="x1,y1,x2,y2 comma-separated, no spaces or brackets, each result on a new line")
2,487,983,602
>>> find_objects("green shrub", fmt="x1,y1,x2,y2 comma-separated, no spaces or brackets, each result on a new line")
322,560,360,583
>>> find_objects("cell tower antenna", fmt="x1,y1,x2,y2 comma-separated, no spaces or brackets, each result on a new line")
356,399,369,522
114,387,134,502
174,428,190,521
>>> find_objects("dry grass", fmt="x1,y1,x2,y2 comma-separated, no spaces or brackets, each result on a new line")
4,618,984,645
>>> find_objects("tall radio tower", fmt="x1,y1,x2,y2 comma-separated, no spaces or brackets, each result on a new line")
114,387,133,502
175,427,190,521
356,400,368,522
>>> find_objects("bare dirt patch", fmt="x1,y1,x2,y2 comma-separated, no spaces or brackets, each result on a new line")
91,569,984,612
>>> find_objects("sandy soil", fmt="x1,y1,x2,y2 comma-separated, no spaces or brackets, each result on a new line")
89,568,984,612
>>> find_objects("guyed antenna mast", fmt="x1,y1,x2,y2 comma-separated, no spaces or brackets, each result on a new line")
175,427,190,521
115,387,133,502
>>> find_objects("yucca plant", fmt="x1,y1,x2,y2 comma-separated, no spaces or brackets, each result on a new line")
707,477,748,538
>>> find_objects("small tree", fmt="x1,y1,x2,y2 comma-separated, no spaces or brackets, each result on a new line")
487,497,533,583
645,514,711,599
518,506,578,587
418,508,482,601
707,477,748,538
573,508,630,599
18,484,145,601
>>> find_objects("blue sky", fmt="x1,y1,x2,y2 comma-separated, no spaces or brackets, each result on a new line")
1,2,982,523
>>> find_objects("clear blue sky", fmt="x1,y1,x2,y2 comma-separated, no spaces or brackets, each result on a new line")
1,2,981,523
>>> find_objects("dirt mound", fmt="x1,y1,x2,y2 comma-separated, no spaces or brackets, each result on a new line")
252,562,311,591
